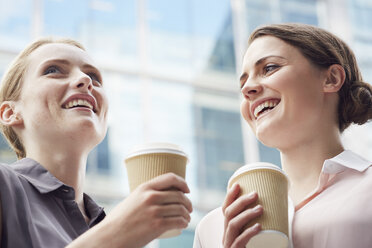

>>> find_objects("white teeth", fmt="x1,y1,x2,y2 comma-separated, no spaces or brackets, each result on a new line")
64,99,93,110
253,101,278,118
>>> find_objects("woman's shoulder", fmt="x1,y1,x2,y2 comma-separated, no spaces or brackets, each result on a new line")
0,161,18,178
0,159,35,189
198,207,224,229
0,162,24,195
194,207,224,248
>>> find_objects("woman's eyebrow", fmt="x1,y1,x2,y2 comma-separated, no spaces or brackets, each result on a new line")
254,55,286,66
39,59,100,71
39,59,70,68
82,63,100,72
38,59,102,77
239,72,248,88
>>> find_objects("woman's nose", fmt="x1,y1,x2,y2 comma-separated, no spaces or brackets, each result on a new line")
73,71,93,91
241,81,263,100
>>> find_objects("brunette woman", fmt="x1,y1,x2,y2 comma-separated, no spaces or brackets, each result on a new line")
194,23,372,248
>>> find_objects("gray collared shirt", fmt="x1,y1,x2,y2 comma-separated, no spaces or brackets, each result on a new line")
0,158,106,248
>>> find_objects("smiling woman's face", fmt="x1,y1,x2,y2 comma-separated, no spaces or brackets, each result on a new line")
240,35,329,149
16,43,108,152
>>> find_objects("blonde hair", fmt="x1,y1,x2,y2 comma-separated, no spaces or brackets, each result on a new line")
249,23,372,132
0,37,85,159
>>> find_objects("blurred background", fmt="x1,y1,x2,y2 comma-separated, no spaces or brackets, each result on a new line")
0,0,371,247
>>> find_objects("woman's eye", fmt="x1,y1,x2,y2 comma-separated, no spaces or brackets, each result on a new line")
88,73,102,86
263,64,279,74
44,66,61,75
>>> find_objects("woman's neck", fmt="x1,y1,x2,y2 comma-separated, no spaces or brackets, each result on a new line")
27,148,88,206
280,129,344,205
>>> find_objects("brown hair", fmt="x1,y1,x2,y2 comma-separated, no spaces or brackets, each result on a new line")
248,23,372,132
0,37,85,159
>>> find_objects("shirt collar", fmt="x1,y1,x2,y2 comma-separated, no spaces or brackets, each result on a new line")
316,150,371,194
12,158,64,194
84,193,106,227
295,150,371,211
11,158,106,223
322,150,372,174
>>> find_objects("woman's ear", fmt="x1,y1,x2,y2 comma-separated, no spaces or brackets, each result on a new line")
323,64,346,93
0,101,23,126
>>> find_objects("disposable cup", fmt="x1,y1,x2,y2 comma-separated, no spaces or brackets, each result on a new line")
228,162,289,248
124,142,188,238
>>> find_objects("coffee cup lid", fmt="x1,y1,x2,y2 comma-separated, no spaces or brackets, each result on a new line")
125,142,188,160
228,162,289,188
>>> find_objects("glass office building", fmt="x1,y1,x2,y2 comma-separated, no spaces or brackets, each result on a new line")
0,0,371,247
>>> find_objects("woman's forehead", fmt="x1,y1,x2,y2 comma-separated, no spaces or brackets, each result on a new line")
243,36,302,67
27,43,95,68
245,37,288,59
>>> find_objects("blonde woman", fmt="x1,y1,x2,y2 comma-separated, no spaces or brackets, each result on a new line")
0,38,192,248
194,23,372,248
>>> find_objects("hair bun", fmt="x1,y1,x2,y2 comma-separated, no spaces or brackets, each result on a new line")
344,81,372,126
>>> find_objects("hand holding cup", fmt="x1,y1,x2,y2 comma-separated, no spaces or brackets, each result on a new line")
124,142,191,239
96,173,191,248
224,162,289,248
222,184,263,248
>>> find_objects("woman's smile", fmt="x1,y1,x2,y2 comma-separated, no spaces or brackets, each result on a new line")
251,98,281,119
62,94,97,113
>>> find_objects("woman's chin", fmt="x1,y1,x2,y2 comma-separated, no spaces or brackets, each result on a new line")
256,128,282,148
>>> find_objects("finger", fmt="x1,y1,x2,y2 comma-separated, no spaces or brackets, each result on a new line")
145,210,190,238
154,190,193,213
138,188,193,214
223,191,258,235
222,183,241,212
224,192,258,222
145,173,190,193
159,204,191,222
159,215,190,231
230,223,261,248
223,205,263,248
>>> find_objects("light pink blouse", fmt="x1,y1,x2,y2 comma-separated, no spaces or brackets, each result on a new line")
193,150,372,248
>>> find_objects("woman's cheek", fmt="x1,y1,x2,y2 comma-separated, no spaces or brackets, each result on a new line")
240,101,251,122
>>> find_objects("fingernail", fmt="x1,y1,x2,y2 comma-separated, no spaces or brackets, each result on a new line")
248,191,257,198
252,223,261,231
253,205,262,213
232,183,239,189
